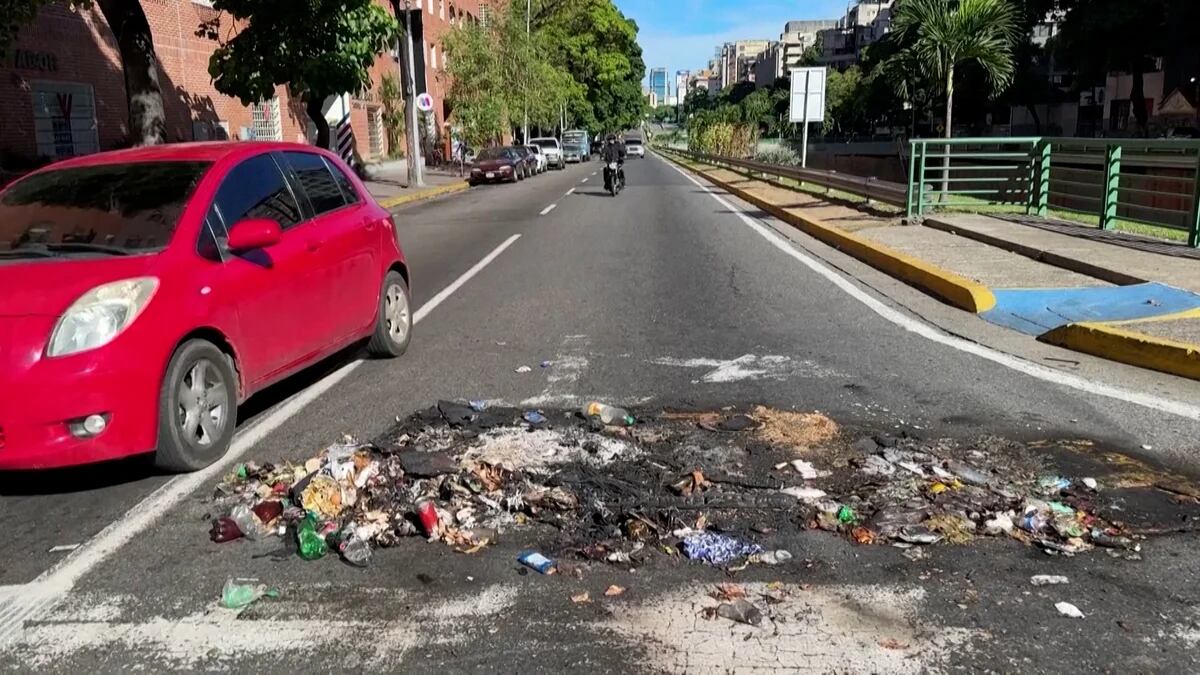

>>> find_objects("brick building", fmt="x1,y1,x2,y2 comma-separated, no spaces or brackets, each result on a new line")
0,0,482,168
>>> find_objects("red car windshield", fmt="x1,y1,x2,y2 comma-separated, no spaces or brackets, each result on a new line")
0,161,210,256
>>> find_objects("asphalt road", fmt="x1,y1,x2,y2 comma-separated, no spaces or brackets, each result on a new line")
2,153,1199,672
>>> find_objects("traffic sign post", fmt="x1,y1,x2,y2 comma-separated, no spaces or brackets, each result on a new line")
789,67,826,169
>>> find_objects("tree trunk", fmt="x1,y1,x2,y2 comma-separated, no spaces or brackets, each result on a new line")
1131,63,1148,136
97,0,165,146
307,97,331,150
1026,103,1042,134
941,63,954,201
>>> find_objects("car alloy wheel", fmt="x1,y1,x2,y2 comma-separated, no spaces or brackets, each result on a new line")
368,271,413,357
383,281,410,346
177,359,229,448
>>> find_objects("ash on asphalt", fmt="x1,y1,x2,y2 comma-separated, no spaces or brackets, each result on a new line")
210,400,1200,578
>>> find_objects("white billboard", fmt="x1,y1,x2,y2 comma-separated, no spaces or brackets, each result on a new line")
788,67,826,124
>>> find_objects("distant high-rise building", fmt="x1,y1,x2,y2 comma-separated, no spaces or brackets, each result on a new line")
649,68,669,105
818,0,895,71
675,70,691,100
720,40,772,88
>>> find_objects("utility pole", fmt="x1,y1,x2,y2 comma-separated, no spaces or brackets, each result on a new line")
396,0,425,187
522,0,530,144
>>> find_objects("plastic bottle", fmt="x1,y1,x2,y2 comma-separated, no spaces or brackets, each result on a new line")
758,550,793,565
582,402,635,426
229,505,263,540
296,513,328,560
340,537,373,567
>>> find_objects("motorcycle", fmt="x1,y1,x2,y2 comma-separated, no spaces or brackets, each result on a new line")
604,161,624,196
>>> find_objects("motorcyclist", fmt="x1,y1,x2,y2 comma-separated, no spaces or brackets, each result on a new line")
601,134,626,192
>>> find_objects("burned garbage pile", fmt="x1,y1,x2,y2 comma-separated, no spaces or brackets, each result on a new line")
203,402,1193,569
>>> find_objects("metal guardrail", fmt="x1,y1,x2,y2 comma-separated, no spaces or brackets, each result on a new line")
907,137,1200,247
661,147,908,207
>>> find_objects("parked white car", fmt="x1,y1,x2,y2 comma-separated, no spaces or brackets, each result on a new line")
529,138,565,169
525,144,549,174
624,138,645,158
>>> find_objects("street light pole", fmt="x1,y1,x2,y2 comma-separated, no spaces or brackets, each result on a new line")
523,0,530,144
399,0,425,187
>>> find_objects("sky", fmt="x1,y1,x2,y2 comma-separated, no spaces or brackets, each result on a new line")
615,0,850,85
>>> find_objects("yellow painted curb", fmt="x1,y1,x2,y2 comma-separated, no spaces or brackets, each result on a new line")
1102,306,1200,326
1042,322,1200,381
377,180,469,209
661,151,996,313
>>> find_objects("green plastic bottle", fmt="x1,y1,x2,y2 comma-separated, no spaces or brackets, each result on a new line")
297,513,328,561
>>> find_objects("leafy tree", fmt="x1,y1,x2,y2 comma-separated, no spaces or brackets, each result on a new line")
889,0,1019,141
824,66,866,135
379,73,404,157
2,0,167,146
798,35,823,67
536,0,647,133
203,0,398,149
1053,0,1200,134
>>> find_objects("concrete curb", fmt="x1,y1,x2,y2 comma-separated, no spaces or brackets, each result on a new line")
660,150,997,313
923,216,1147,286
376,181,469,209
1041,322,1200,381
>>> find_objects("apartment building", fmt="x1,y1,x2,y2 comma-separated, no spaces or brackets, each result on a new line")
817,0,893,71
1,0,482,166
720,39,772,88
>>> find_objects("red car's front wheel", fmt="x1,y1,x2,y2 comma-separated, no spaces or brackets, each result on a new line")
154,339,238,472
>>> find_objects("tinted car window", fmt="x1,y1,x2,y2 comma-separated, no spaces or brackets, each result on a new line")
322,156,360,205
0,161,209,253
284,151,347,216
531,140,558,150
213,154,302,230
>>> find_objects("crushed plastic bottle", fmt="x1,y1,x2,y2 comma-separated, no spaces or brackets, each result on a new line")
757,550,793,565
582,402,635,426
296,513,328,561
339,536,373,567
229,505,264,540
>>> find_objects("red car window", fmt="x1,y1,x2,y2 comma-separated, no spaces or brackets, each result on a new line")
283,151,349,217
0,162,209,253
212,154,303,231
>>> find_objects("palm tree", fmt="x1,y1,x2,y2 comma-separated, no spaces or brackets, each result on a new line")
889,0,1019,195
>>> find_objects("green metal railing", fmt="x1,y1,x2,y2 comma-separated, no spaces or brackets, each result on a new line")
906,137,1200,247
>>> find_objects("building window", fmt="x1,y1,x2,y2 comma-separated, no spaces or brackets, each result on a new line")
31,81,99,159
439,0,445,20
250,97,283,141
367,107,384,160
430,45,437,69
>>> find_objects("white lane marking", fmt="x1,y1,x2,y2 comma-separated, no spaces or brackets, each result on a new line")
522,335,590,407
565,188,575,196
651,354,843,383
0,234,524,647
540,204,557,216
581,178,589,183
663,158,1200,421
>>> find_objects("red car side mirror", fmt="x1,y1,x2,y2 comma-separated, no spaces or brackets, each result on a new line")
227,218,282,252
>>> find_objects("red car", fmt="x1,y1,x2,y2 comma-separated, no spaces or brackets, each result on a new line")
0,142,413,471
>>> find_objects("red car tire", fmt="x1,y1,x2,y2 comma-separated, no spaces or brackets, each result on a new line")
154,339,238,472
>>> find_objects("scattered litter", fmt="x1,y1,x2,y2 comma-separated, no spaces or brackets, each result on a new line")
515,366,532,374
781,486,827,502
699,413,761,433
469,400,489,412
541,361,552,368
1055,601,1085,619
682,532,764,566
522,411,548,425
605,585,626,597
219,579,279,611
753,406,839,450
1031,575,1069,586
1082,477,1098,490
571,591,591,604
711,583,747,602
582,402,635,426
714,598,763,626
47,544,81,553
518,551,557,575
879,638,909,650
756,550,793,565
776,459,830,479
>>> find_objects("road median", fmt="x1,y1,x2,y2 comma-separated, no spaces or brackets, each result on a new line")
1042,320,1200,381
658,149,996,314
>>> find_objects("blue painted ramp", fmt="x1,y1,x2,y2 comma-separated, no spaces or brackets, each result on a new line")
981,283,1200,335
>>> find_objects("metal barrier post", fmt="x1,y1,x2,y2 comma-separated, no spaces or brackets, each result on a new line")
915,142,928,216
1190,150,1200,248
906,141,918,217
1100,144,1122,230
1033,140,1051,217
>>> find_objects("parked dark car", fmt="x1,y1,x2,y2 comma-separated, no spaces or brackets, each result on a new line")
469,147,527,185
512,146,539,177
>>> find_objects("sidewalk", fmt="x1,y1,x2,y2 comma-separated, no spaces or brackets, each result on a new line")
663,150,1200,381
362,161,469,209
